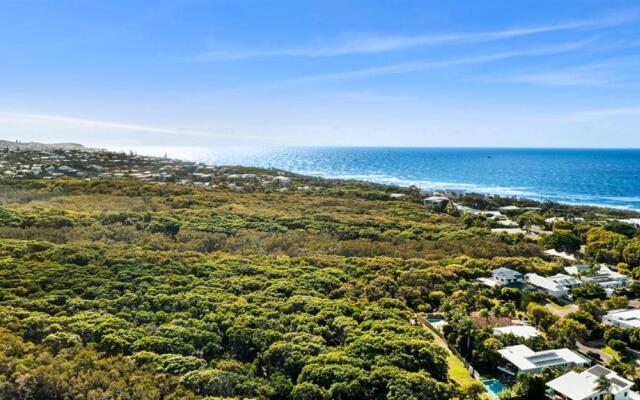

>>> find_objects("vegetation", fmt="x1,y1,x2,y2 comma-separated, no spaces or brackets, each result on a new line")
1,148,640,399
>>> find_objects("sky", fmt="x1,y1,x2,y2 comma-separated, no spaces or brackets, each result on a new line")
1,0,640,148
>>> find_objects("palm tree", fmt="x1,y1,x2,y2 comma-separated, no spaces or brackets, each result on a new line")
595,375,613,400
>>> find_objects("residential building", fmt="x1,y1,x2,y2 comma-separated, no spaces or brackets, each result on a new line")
497,345,589,376
544,249,577,262
493,325,540,339
581,266,629,296
546,365,639,400
564,264,591,276
478,267,523,287
526,273,580,299
603,309,640,329
423,196,450,211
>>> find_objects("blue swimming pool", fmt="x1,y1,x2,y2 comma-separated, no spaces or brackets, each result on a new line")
425,316,447,330
482,379,506,398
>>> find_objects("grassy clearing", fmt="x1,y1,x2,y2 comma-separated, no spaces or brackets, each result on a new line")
546,301,571,310
418,320,480,388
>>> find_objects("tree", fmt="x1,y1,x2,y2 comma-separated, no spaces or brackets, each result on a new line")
623,240,640,268
291,383,330,400
572,282,606,300
595,375,613,400
586,227,629,264
463,382,487,400
544,229,580,253
526,303,558,331
42,331,82,354
548,319,587,348
517,212,544,232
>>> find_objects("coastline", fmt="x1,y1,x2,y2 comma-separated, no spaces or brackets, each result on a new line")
103,145,640,212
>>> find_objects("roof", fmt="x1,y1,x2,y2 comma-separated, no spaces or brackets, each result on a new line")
526,273,568,293
493,325,540,339
544,249,576,261
581,266,628,285
424,196,449,202
564,264,591,275
477,277,498,287
604,309,640,328
492,267,523,278
548,273,581,287
546,366,633,400
498,345,588,372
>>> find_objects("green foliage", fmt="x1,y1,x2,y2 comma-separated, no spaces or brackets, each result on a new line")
1,149,637,398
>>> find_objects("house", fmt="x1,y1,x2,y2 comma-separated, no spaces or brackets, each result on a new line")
564,264,591,276
546,365,639,400
544,249,577,262
581,266,629,296
423,196,450,211
498,205,521,213
497,344,589,376
478,267,523,287
526,273,580,299
603,309,640,329
618,219,640,228
492,268,524,285
493,325,540,339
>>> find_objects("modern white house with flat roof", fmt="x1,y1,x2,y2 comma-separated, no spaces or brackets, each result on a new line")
581,266,629,296
493,325,540,339
546,365,640,400
603,309,640,329
497,344,589,376
526,273,580,299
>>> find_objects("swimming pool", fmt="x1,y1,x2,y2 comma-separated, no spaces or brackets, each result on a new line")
482,379,506,398
425,316,447,330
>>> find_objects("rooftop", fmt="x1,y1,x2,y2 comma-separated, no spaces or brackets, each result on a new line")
604,309,640,328
546,365,633,400
493,325,540,339
498,344,588,371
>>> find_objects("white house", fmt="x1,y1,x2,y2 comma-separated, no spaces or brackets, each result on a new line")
526,273,580,299
492,268,524,285
493,325,540,339
544,249,577,262
581,266,629,296
478,267,524,287
546,365,640,400
619,218,640,228
497,344,589,375
423,196,450,211
563,264,591,276
603,309,640,329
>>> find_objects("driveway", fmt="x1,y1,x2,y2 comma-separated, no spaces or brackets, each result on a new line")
545,302,579,317
576,341,612,363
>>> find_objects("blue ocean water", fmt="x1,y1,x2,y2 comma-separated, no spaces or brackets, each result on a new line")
129,146,640,210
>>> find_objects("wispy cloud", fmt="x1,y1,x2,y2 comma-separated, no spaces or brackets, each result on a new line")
473,56,640,87
0,112,285,141
566,106,640,120
279,38,597,83
191,8,639,61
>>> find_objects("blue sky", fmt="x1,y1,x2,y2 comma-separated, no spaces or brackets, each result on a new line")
1,0,639,148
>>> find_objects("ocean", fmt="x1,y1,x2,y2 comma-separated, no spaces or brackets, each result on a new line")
123,146,640,210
